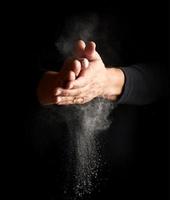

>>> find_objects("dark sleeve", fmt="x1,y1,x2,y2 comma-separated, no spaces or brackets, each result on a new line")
115,6,169,105
117,63,168,105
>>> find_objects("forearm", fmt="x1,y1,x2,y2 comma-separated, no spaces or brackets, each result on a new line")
102,62,168,105
116,63,168,105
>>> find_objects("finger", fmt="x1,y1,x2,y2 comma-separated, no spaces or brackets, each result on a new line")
78,58,89,69
58,97,86,105
63,60,90,89
60,59,79,85
65,80,74,89
56,96,74,103
74,40,86,58
58,100,74,105
85,41,100,60
55,86,87,97
62,57,73,71
50,96,64,104
67,70,76,81
85,41,96,60
41,95,61,105
71,59,81,77
67,76,88,89
60,57,74,82
57,71,75,88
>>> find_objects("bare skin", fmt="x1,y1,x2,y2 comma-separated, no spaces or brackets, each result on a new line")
37,41,88,105
37,40,125,105
55,41,125,105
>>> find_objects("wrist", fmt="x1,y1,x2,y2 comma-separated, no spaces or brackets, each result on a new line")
102,68,125,100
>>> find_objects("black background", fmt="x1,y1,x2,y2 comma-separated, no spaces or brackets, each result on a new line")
6,1,169,200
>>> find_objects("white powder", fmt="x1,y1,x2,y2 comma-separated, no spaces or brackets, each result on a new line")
62,98,114,199
29,97,114,199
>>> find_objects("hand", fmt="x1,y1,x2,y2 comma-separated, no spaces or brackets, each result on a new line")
55,41,125,105
37,41,89,105
37,59,86,105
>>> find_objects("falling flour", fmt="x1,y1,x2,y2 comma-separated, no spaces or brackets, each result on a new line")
28,97,114,199
61,98,114,199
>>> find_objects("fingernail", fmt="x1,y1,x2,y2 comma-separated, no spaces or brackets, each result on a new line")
82,58,89,68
